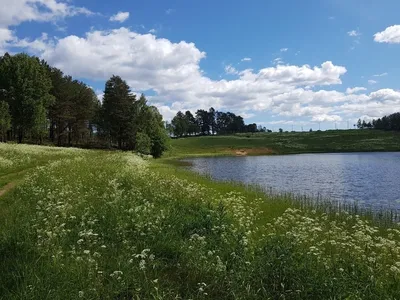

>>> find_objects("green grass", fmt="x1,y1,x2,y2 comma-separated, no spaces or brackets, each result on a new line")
0,143,89,189
166,129,400,158
1,144,400,299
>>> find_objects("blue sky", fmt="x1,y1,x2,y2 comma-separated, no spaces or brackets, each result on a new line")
1,0,400,130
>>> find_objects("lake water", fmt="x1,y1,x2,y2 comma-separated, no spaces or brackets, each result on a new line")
184,152,400,210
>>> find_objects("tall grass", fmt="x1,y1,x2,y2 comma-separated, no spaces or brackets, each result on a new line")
1,147,400,299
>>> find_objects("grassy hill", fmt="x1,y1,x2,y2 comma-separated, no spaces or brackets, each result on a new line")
166,129,400,157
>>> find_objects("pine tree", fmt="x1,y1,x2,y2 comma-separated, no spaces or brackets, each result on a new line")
0,101,11,142
101,75,135,149
0,53,54,143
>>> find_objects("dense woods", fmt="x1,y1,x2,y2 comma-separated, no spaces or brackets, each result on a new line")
356,113,400,131
0,53,168,157
168,108,265,137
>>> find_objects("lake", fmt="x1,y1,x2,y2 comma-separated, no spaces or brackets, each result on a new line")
184,152,400,210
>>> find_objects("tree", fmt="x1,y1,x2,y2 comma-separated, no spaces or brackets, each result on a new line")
196,109,210,135
130,95,168,157
208,107,216,134
0,53,54,143
279,128,283,133
362,120,367,129
185,110,198,135
136,132,152,155
0,54,170,156
246,123,257,133
101,75,135,149
149,125,169,158
372,112,400,131
46,66,99,146
357,119,362,129
0,101,11,142
171,111,188,137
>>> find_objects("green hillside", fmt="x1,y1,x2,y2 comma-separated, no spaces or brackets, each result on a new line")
166,130,400,157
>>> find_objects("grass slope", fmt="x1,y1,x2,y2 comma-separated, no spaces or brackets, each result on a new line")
166,130,400,158
1,144,400,299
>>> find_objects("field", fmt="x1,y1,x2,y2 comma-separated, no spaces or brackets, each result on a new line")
1,143,400,299
166,129,400,157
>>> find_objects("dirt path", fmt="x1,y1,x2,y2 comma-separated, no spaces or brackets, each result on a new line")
0,182,16,197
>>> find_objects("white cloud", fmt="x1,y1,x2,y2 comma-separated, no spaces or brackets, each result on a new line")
272,57,283,65
312,114,342,122
239,112,255,119
110,12,130,23
224,64,238,75
0,0,92,52
0,28,15,46
12,32,50,52
257,61,346,86
368,79,377,85
165,8,175,15
0,0,92,27
348,30,361,37
346,87,367,94
149,29,157,34
339,89,400,117
374,25,400,44
11,26,400,123
280,48,288,52
241,57,251,62
373,72,388,77
21,27,206,95
369,89,400,101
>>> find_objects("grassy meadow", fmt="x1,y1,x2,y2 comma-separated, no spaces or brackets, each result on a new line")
165,129,400,158
1,143,400,299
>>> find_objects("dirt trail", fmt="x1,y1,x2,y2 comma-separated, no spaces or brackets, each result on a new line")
0,182,16,197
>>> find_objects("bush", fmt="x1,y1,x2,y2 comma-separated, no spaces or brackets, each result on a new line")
135,132,152,155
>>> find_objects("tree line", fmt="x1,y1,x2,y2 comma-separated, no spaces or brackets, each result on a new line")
0,53,168,157
357,112,400,131
168,108,268,137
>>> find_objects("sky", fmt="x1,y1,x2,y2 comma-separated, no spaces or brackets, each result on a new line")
1,0,400,131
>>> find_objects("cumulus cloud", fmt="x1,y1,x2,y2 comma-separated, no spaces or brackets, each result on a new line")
280,48,288,52
241,57,251,62
346,87,367,94
339,89,400,117
0,0,92,52
374,25,400,44
8,26,400,123
110,12,130,23
0,0,92,27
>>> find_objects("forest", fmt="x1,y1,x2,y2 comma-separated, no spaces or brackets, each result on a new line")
0,53,168,157
357,113,400,131
168,108,266,137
